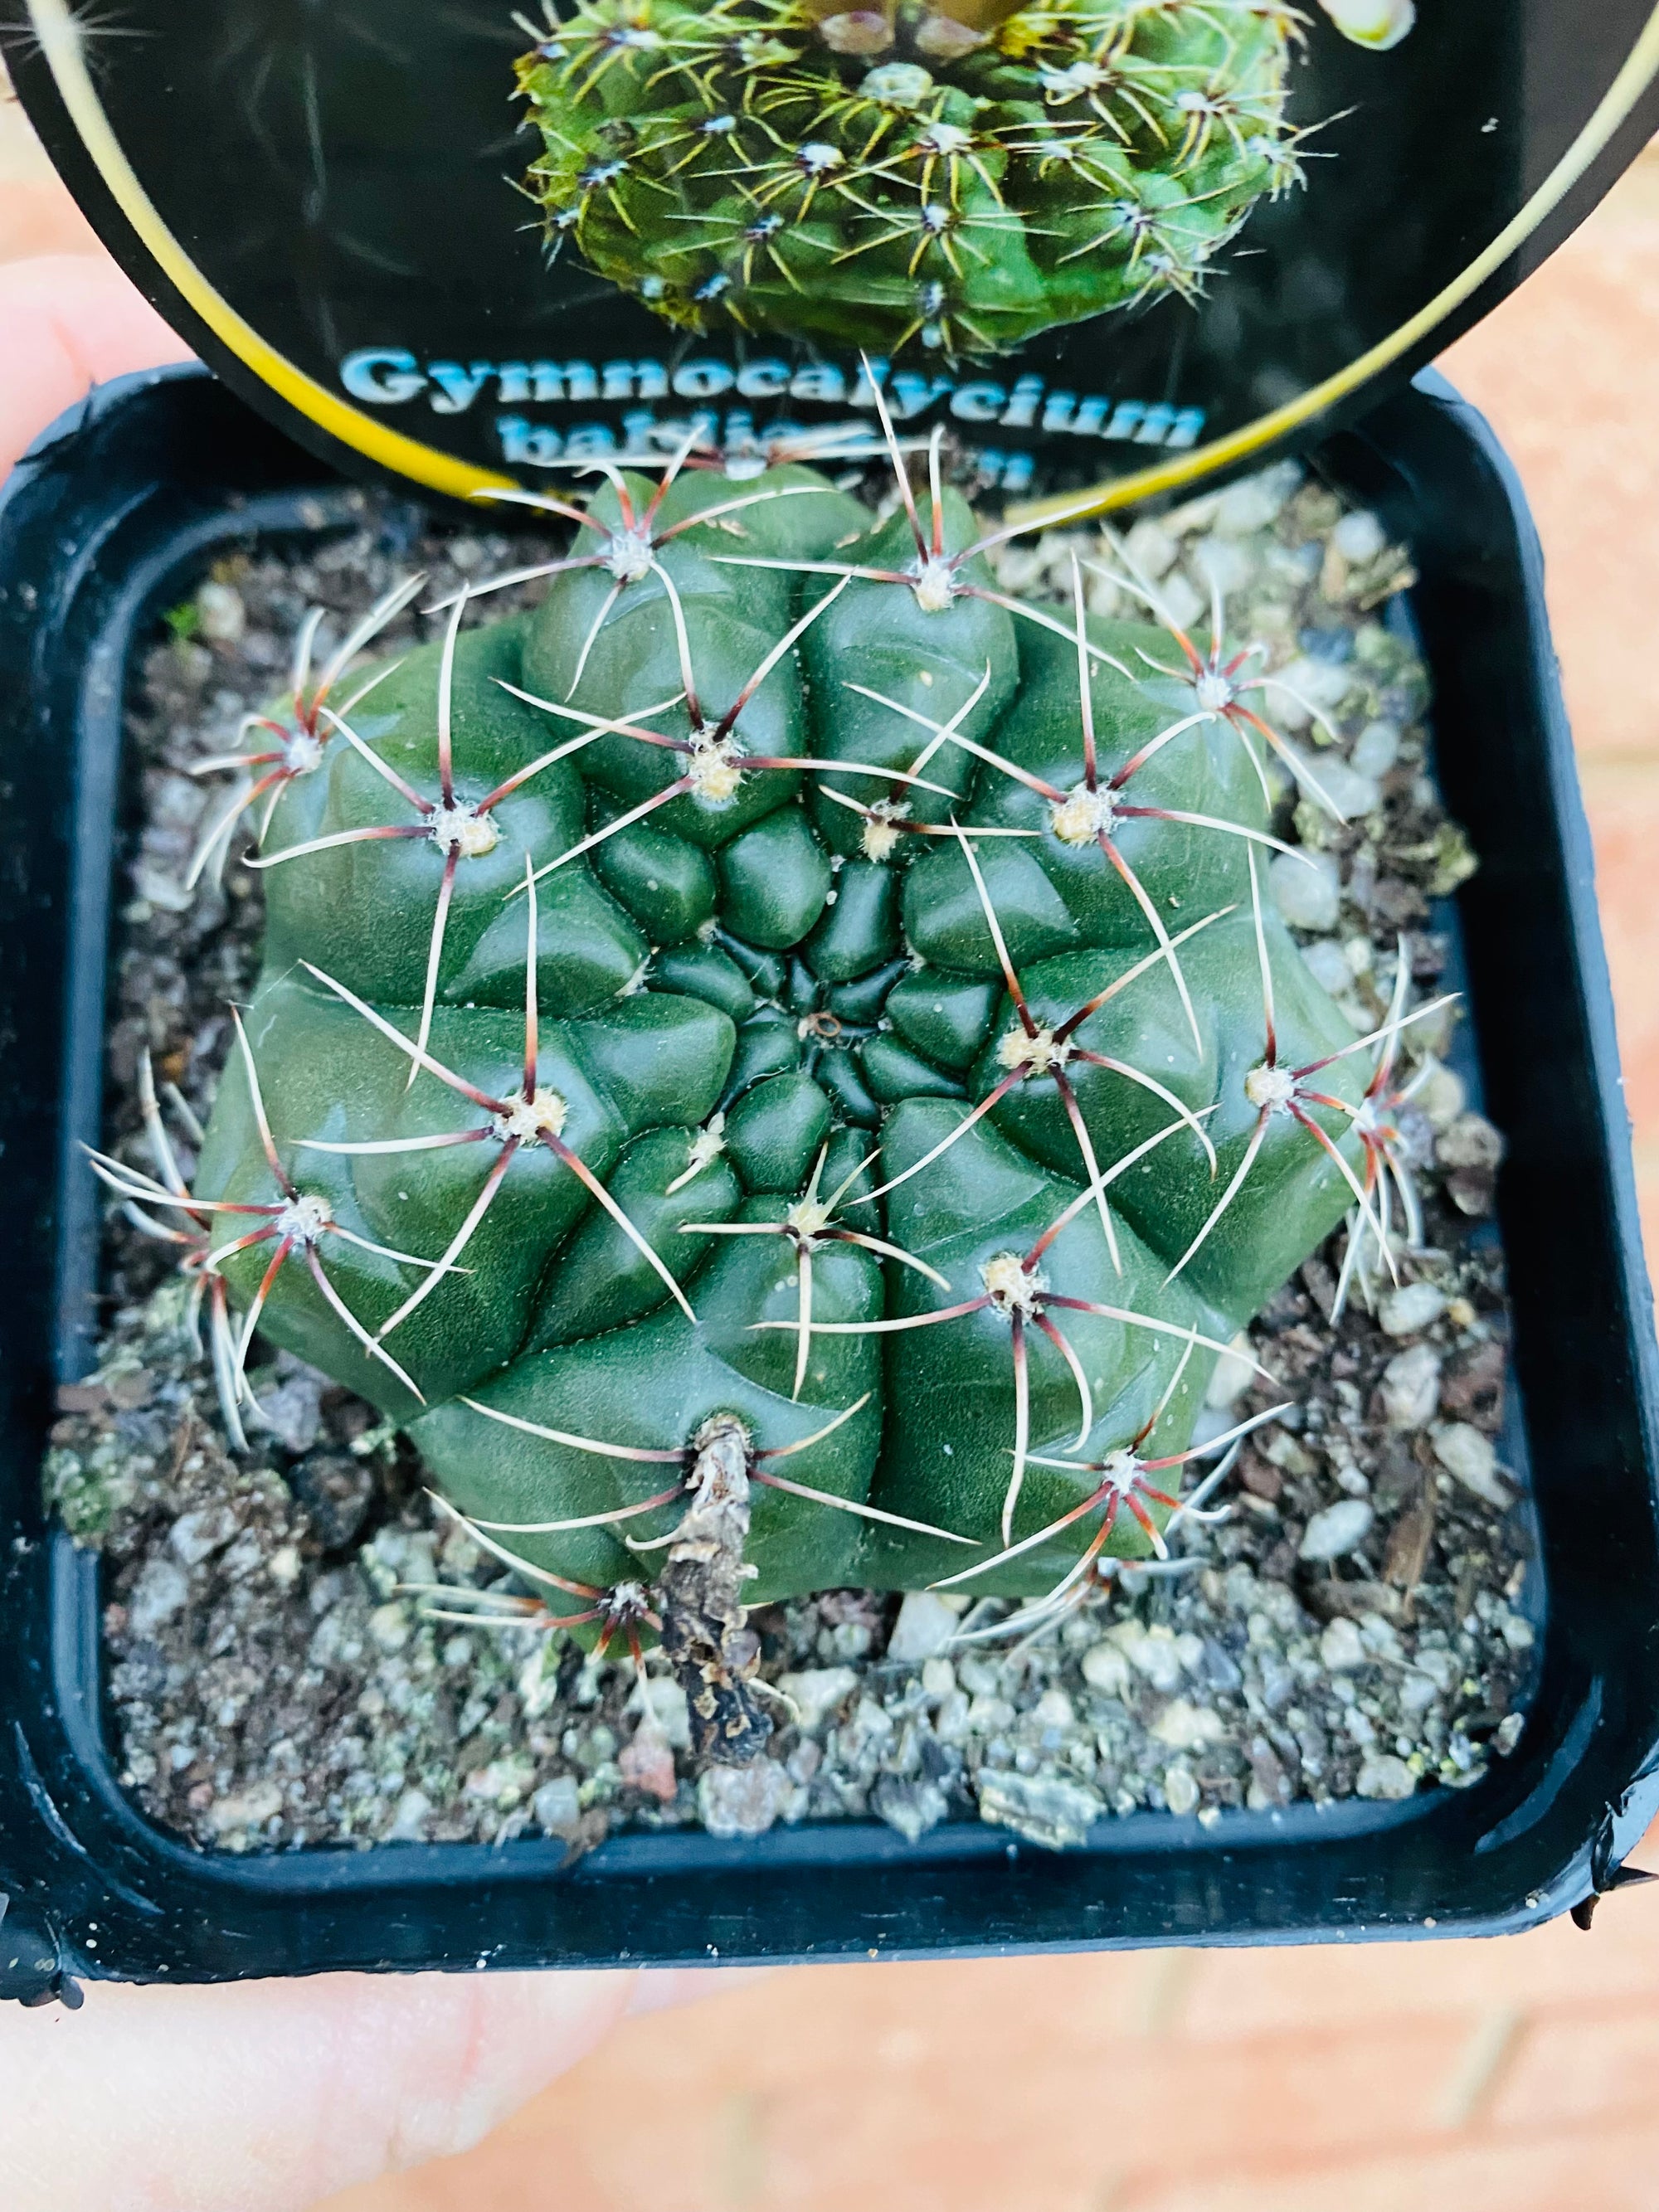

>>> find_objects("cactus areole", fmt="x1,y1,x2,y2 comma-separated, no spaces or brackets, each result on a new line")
516,0,1301,356
184,455,1389,1757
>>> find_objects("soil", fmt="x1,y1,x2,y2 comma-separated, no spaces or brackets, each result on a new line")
42,454,1533,1857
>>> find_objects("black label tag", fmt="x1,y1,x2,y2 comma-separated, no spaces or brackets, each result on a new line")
9,0,1659,509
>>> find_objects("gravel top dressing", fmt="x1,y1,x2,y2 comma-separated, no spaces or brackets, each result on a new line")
45,456,1532,1858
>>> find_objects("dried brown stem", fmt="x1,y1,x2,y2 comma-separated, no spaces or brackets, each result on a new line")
657,1415,773,1766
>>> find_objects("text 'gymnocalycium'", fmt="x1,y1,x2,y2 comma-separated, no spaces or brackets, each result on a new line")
110,440,1423,1759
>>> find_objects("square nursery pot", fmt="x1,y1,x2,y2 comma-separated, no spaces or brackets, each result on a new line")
2,365,1657,2002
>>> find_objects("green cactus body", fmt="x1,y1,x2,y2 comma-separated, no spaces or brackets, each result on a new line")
515,0,1300,355
193,457,1368,1724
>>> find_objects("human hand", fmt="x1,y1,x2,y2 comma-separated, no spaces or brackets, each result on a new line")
0,250,195,479
0,1960,713,2212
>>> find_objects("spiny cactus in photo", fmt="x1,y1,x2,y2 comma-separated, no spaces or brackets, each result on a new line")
94,426,1450,1761
513,0,1306,355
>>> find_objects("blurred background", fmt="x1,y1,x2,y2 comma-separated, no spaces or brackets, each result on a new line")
6,77,1659,2212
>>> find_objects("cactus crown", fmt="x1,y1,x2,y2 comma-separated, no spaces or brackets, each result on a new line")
95,431,1447,1758
514,0,1304,354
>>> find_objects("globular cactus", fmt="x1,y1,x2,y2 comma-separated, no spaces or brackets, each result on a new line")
105,440,1438,1761
514,0,1304,356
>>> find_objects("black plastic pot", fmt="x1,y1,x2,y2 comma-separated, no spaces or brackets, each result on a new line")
2,367,1657,2001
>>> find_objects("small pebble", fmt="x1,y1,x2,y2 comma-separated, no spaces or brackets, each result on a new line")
1332,512,1387,564
1436,1113,1504,1173
169,1505,238,1567
1084,569,1121,620
1299,1499,1375,1562
1431,1422,1513,1509
1122,518,1177,580
1270,849,1340,931
387,1788,433,1842
128,1557,189,1636
251,1363,328,1456
1351,719,1401,777
1034,1687,1076,1730
1399,1670,1439,1716
1309,756,1381,820
1109,1621,1186,1694
1080,1641,1131,1697
966,1692,1016,1735
288,1453,375,1551
1158,570,1205,632
1355,1754,1418,1801
196,581,246,644
635,1675,691,1751
873,1774,948,1843
1379,1342,1443,1430
698,1760,786,1840
267,1544,302,1591
994,545,1046,593
820,1620,873,1664
1301,939,1353,998
619,1727,677,1803
1360,1612,1402,1660
1379,1282,1447,1338
1414,1064,1467,1132
368,1602,410,1655
776,1665,859,1734
532,1776,582,1837
886,1589,960,1664
1319,1617,1365,1670
933,1688,972,1744
1204,1332,1257,1411
1274,654,1353,721
1162,1764,1200,1816
209,1780,282,1836
1259,1428,1317,1478
1190,536,1252,596
977,1772,1103,1850
1214,464,1299,536
1151,1699,1225,1751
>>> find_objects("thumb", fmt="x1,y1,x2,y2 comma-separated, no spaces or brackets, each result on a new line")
0,1966,638,2212
0,252,195,480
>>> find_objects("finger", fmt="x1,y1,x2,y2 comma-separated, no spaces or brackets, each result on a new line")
626,1965,776,2017
0,1966,635,2212
0,253,195,480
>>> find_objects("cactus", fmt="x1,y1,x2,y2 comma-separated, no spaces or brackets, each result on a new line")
96,436,1446,1761
513,0,1306,356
